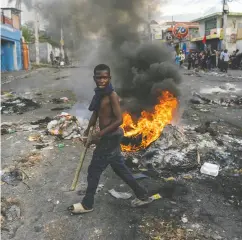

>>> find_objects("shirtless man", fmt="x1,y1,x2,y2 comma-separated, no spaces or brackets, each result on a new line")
69,64,151,214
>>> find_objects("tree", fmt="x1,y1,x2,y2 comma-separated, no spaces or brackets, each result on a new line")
21,25,34,42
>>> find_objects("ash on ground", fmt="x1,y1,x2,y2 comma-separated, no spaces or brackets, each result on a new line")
1,97,40,115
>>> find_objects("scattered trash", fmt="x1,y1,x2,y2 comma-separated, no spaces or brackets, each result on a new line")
234,169,242,174
1,128,16,135
55,75,69,80
58,143,65,148
51,106,71,111
1,91,15,99
1,167,24,185
96,184,104,193
181,214,188,223
132,173,148,180
28,133,42,142
1,97,40,114
139,217,187,239
47,112,82,139
18,152,42,167
1,122,17,135
52,97,69,104
200,162,219,177
108,189,132,199
31,117,52,126
183,175,193,180
150,193,162,200
35,143,49,149
164,177,175,182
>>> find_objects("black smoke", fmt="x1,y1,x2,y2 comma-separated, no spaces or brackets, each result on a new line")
37,0,181,111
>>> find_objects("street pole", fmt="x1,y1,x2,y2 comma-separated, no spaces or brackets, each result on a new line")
34,6,40,64
60,25,64,58
222,0,229,50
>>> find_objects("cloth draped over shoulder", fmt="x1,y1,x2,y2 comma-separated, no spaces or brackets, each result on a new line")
88,83,114,112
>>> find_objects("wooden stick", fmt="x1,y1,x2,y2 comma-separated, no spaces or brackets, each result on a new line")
70,126,94,191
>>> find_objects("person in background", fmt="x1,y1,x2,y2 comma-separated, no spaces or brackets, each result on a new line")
194,52,199,68
200,51,207,70
50,51,54,65
187,50,193,70
175,52,181,66
235,49,241,68
219,49,224,71
216,50,220,68
221,49,229,73
206,50,211,70
179,50,185,67
211,49,216,68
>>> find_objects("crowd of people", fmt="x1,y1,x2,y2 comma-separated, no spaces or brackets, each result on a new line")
175,49,241,72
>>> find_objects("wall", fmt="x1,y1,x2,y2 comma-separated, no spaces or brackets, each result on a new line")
225,16,242,52
29,42,61,63
198,20,206,36
236,40,242,52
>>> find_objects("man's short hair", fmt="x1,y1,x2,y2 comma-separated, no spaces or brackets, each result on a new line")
94,64,110,75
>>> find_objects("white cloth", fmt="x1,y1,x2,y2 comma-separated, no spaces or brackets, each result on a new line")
221,52,230,62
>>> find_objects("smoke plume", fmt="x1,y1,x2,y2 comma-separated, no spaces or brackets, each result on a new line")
38,0,181,111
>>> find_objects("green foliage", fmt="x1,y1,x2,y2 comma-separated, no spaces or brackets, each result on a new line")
21,25,34,43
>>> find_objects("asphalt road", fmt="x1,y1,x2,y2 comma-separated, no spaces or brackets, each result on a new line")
1,66,242,240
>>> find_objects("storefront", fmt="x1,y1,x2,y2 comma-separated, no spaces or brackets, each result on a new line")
191,33,222,51
1,8,22,72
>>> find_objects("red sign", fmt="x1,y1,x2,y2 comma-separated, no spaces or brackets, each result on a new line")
172,24,189,39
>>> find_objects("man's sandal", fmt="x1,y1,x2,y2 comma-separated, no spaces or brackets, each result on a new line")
68,203,93,214
131,197,153,207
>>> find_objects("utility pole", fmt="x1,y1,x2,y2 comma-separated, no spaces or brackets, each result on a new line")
222,0,229,50
34,5,40,64
148,4,152,42
60,22,64,59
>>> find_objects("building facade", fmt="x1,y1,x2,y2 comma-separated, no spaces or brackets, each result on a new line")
1,8,22,72
191,12,242,52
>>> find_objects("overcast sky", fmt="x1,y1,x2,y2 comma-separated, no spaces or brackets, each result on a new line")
1,0,242,24
158,0,242,22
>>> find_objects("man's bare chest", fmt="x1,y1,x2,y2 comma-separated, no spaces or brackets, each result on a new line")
99,96,112,113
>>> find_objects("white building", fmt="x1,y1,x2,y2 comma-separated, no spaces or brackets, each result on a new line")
191,12,242,52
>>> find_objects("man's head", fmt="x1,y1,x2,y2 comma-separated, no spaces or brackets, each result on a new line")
224,49,228,53
93,64,111,89
236,49,239,53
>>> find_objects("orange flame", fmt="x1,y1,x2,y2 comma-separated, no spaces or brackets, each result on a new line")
121,91,178,152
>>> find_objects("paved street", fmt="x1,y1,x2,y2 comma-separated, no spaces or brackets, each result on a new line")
1,66,242,240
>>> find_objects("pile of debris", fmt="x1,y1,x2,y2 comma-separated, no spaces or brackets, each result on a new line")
1,97,40,114
47,112,88,139
133,125,199,172
124,121,242,175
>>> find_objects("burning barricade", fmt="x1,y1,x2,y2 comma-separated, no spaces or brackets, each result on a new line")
120,91,242,176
